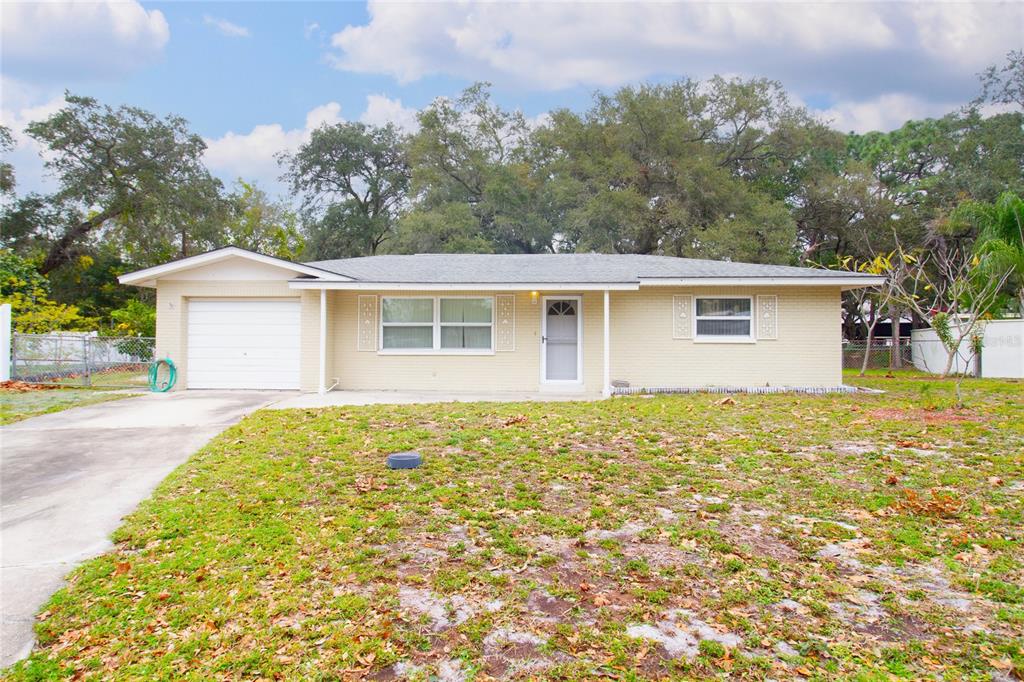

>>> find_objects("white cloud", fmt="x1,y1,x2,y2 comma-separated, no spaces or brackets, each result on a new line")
202,103,344,192
203,15,251,39
359,94,420,132
327,1,1021,114
304,21,321,40
1,1,169,80
204,95,431,192
814,94,962,135
0,79,68,196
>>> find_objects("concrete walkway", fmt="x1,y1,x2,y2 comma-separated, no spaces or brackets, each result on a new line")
0,391,280,669
270,389,602,409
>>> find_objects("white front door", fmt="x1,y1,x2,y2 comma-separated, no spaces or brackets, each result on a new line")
542,297,581,382
187,299,301,389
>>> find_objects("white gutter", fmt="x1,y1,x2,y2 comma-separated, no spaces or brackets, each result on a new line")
637,276,887,289
288,280,641,291
289,277,884,291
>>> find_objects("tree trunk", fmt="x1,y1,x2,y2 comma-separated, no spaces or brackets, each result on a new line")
941,343,957,379
40,207,121,274
889,304,903,369
859,302,877,377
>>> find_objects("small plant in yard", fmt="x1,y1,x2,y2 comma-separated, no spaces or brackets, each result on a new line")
5,372,1022,680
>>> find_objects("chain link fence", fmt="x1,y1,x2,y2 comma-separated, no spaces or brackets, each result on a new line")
11,333,155,388
842,341,914,370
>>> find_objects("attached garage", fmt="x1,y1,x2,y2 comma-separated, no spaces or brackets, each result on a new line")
187,299,301,389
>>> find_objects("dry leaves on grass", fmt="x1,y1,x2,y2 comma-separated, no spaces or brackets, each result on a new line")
894,440,934,450
893,489,962,518
355,475,388,493
0,380,60,392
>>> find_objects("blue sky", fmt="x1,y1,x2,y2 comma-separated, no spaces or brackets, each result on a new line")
2,1,1021,199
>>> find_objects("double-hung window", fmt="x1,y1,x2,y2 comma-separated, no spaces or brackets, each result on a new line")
694,297,753,341
380,297,493,352
440,298,492,349
381,298,434,349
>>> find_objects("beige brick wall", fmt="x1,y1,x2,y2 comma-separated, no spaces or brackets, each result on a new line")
327,290,608,393
154,280,306,391
154,282,842,392
607,286,842,388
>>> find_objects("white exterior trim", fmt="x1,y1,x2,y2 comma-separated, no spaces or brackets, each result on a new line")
540,295,583,386
639,276,885,289
602,290,610,398
120,247,341,287
290,277,883,291
495,294,516,352
290,280,639,291
318,288,327,395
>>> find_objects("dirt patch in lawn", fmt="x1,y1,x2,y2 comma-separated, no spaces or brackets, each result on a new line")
867,407,983,424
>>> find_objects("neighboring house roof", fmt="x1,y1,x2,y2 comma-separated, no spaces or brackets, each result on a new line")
304,253,882,286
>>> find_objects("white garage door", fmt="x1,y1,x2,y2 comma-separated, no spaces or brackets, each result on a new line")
187,300,300,389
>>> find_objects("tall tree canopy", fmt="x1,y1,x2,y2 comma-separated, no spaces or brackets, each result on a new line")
395,83,561,254
15,93,224,273
1,65,1021,335
534,78,812,262
224,180,304,260
282,122,410,260
0,125,15,195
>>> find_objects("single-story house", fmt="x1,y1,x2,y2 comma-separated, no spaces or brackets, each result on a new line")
118,247,884,396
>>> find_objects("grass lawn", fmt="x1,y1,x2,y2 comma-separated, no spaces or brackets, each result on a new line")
0,387,137,425
6,374,1022,680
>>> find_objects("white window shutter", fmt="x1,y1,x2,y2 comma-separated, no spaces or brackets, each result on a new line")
495,294,515,351
672,295,693,339
357,295,377,351
757,295,778,340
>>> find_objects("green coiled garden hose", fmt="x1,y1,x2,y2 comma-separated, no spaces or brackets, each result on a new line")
149,358,177,392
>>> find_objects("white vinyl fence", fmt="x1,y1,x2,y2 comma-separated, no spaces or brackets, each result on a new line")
912,320,1023,378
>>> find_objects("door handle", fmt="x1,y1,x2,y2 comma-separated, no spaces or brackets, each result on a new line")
541,336,547,343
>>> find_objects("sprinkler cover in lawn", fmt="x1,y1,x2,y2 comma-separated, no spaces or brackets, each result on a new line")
387,451,422,469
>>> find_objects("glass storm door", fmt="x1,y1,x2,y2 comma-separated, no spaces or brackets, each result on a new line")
544,298,580,381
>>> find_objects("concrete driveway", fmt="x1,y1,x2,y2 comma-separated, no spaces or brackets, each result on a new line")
0,390,282,669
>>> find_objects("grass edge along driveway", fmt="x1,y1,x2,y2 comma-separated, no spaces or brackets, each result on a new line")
0,387,137,425
5,374,1023,680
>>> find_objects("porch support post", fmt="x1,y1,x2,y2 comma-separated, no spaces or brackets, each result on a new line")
602,289,611,398
318,288,327,395
0,303,10,382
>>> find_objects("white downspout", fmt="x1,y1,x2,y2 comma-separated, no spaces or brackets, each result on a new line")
318,288,327,395
603,289,611,398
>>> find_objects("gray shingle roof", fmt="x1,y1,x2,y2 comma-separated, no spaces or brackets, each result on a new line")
303,253,874,284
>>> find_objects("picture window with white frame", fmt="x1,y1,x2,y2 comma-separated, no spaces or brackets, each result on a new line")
380,297,493,351
694,297,753,339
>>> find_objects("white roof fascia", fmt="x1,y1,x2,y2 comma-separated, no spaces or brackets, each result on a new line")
637,276,887,290
119,247,344,287
287,280,640,291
